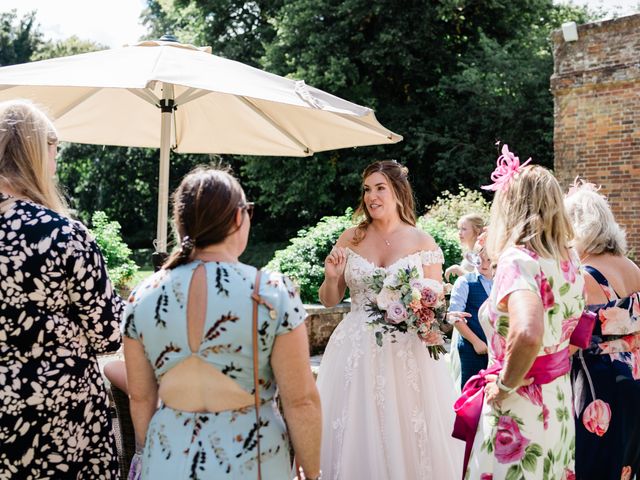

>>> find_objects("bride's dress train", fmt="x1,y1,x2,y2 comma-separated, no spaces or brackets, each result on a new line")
316,248,465,479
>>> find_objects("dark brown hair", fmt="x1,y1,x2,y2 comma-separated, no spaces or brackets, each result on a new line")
163,165,245,269
352,160,416,245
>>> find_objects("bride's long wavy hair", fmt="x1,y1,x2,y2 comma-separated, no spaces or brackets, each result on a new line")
352,160,416,245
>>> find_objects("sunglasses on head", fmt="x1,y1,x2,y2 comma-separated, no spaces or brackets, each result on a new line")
240,201,255,219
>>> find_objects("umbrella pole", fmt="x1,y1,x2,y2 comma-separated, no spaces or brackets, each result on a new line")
155,84,175,257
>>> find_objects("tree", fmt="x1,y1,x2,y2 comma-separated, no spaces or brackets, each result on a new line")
33,36,107,61
57,143,211,249
136,0,595,245
0,10,42,66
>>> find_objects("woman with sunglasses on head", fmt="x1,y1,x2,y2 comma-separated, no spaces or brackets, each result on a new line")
122,166,321,479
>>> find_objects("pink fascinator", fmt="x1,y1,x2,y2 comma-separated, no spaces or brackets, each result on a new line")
566,176,600,198
481,144,531,192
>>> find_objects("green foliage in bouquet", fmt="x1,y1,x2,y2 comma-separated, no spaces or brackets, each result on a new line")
424,185,490,231
267,209,463,304
90,211,138,290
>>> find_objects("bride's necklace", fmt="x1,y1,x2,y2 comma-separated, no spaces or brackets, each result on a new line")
372,225,402,247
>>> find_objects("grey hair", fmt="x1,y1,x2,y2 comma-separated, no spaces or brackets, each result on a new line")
564,186,627,256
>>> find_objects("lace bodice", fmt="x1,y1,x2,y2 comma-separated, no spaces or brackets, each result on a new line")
344,247,445,311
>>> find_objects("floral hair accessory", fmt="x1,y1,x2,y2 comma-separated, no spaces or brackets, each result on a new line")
180,235,195,257
566,176,600,198
481,144,531,192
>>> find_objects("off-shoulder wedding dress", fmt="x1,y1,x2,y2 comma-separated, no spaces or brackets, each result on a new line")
316,248,465,479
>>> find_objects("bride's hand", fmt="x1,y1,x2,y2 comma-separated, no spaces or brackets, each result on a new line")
324,246,347,279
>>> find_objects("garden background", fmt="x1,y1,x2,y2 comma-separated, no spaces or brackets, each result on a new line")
0,0,611,299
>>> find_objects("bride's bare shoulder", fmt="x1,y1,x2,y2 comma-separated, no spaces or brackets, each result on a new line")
336,226,359,248
409,226,438,251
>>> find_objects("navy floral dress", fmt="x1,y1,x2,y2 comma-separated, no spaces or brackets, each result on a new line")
571,265,640,480
123,261,306,479
0,194,123,479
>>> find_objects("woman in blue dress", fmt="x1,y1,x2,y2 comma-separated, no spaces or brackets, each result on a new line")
122,166,322,479
565,180,640,480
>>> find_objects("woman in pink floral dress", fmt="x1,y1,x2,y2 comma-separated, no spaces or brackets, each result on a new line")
454,147,585,480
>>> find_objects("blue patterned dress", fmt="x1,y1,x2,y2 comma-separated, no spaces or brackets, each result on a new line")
571,265,640,480
122,261,306,479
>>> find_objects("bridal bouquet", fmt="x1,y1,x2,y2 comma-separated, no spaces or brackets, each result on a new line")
365,266,447,359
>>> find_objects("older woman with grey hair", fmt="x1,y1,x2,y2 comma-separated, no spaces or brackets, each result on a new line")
565,180,640,480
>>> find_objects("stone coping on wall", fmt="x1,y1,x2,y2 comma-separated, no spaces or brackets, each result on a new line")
304,301,351,355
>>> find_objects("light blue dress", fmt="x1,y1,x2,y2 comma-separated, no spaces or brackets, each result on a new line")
122,261,306,479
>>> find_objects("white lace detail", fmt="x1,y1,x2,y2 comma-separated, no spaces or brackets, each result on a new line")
410,407,430,477
397,348,420,393
420,248,444,266
331,408,348,478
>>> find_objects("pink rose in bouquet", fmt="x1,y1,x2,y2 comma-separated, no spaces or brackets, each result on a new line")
494,415,530,464
386,301,408,324
421,287,439,308
366,266,446,358
582,399,611,436
417,307,436,326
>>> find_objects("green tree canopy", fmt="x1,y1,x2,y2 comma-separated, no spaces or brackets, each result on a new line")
0,10,42,66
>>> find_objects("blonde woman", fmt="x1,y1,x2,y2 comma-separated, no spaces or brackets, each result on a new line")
454,146,585,480
565,181,640,480
0,100,123,477
445,213,485,281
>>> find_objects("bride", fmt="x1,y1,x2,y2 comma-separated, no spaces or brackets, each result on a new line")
317,160,465,479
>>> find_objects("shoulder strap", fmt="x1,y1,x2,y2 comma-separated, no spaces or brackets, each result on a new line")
252,270,262,480
583,265,620,300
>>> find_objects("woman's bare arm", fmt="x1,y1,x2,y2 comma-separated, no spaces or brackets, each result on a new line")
123,337,159,447
271,324,322,479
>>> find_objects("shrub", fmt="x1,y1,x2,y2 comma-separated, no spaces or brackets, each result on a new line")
90,211,139,290
267,210,462,304
424,185,491,230
266,210,354,304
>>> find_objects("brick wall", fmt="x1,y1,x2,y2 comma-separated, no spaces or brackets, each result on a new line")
551,14,640,257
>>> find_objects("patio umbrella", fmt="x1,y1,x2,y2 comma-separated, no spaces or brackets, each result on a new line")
0,36,402,252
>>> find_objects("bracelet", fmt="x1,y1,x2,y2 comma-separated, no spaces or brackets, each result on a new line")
496,375,518,395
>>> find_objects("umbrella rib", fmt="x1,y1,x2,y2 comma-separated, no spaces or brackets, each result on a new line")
54,89,103,120
128,88,161,107
238,96,313,155
334,112,401,141
174,88,210,106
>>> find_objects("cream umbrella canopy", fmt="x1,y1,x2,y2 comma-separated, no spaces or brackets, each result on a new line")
0,36,401,252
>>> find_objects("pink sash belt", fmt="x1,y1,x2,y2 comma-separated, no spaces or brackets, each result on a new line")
452,347,571,479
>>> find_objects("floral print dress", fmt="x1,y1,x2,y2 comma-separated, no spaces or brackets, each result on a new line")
123,261,306,480
0,194,123,479
466,246,585,480
571,265,640,480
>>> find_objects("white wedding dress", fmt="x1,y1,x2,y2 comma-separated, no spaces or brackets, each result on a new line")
316,248,465,480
